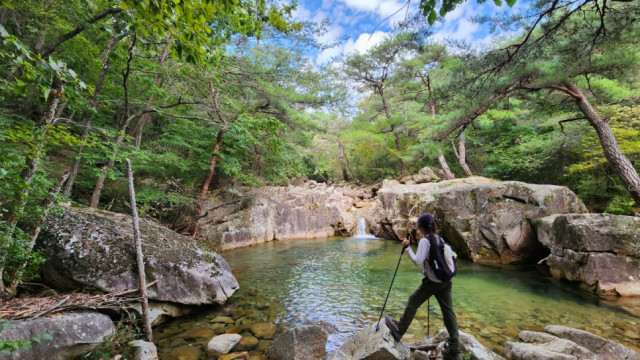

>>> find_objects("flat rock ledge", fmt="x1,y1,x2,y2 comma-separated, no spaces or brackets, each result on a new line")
503,325,640,360
0,311,115,360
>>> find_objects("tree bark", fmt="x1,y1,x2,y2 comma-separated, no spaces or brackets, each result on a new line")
195,128,226,217
194,83,229,219
125,159,153,342
567,82,640,205
437,148,455,180
451,132,473,176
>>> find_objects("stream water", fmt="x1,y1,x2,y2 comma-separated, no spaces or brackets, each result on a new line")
155,236,640,359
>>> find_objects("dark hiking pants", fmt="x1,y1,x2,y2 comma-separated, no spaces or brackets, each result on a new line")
397,277,460,350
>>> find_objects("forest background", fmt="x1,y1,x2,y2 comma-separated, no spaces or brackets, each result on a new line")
0,0,639,299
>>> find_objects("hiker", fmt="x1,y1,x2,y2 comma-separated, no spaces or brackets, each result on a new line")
385,213,463,360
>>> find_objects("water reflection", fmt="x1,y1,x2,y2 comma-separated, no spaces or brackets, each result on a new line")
155,237,640,359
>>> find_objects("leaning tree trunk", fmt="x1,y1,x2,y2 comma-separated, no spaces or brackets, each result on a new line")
437,148,455,180
1,76,64,299
194,128,226,217
567,83,640,205
452,132,473,177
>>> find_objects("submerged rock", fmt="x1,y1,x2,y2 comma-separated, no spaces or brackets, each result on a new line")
0,312,114,360
535,213,640,296
39,205,239,305
268,324,329,360
503,325,640,360
128,340,158,360
206,334,242,355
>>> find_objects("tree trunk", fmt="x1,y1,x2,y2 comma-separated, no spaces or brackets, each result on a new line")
125,159,153,341
6,77,64,231
338,141,356,181
89,109,147,208
195,128,226,217
437,148,455,180
254,145,262,176
65,33,124,197
419,73,436,117
0,77,64,299
451,132,473,176
133,43,170,150
5,168,70,297
338,142,349,182
567,83,640,205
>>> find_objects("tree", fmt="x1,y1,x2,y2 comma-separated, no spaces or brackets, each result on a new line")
435,0,640,204
343,34,413,174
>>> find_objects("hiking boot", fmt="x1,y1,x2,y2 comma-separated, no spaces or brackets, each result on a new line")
384,315,402,342
441,344,463,360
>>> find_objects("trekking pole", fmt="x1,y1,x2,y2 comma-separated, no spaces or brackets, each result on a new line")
375,245,407,332
427,298,430,339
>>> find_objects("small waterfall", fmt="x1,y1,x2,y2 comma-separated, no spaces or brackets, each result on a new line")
352,218,376,239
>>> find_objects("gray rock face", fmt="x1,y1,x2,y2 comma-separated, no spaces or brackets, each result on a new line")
535,214,640,296
372,177,497,240
197,184,378,250
268,324,328,360
433,181,587,264
503,326,640,360
40,206,239,305
326,322,410,360
0,312,114,360
129,340,158,360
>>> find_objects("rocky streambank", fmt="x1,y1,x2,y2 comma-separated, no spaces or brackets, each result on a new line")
197,173,639,298
0,205,239,359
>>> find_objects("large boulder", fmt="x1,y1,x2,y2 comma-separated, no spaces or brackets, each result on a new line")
372,177,497,240
433,181,587,264
326,321,410,360
197,183,377,250
0,312,114,360
503,325,640,360
268,324,328,360
535,214,640,296
39,206,239,305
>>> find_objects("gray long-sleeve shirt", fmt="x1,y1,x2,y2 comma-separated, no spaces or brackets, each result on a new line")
406,236,443,283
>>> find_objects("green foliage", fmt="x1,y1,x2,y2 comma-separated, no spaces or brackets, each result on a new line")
74,315,141,360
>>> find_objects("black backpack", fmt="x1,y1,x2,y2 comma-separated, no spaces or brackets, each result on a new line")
427,235,457,282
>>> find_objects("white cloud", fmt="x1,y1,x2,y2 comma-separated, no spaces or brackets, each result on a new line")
350,31,388,54
430,1,493,46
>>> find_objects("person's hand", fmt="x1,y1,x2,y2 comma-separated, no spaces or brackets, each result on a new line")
402,238,410,248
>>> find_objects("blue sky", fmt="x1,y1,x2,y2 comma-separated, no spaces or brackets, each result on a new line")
291,0,519,64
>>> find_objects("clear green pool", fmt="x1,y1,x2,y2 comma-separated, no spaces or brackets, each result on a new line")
155,237,640,359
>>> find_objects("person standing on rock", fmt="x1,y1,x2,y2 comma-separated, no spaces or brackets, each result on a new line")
385,213,463,360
